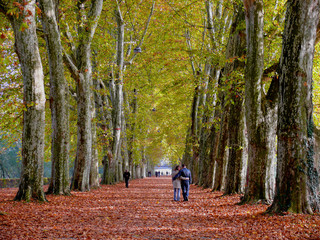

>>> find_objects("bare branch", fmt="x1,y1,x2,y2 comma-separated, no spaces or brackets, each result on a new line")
137,1,155,48
185,30,196,77
87,0,103,41
127,1,155,63
62,50,79,81
63,23,77,59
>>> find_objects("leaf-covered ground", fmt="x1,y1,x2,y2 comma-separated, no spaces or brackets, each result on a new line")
0,177,320,239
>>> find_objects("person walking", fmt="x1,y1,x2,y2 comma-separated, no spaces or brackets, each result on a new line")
123,170,130,188
172,166,181,201
172,164,192,201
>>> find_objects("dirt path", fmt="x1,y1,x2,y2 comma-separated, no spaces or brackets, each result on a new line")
0,177,319,239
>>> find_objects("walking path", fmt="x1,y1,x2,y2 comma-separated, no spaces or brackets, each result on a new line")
0,177,319,239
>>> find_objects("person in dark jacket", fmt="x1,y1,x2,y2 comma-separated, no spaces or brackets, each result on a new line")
172,164,192,201
123,170,130,188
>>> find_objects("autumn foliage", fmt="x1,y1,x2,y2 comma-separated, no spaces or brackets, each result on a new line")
0,177,319,239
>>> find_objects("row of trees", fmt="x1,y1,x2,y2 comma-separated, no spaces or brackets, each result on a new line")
182,0,320,214
0,0,164,201
1,0,320,215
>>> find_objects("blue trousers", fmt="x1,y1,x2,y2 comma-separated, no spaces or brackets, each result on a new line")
174,188,180,201
181,181,190,201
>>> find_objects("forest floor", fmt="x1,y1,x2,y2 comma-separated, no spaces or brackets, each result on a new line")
0,177,320,239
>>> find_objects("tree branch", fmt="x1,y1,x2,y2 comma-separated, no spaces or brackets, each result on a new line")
263,62,279,78
265,75,279,105
63,50,79,81
262,62,280,105
127,1,155,64
87,0,103,41
185,30,197,77
63,23,77,61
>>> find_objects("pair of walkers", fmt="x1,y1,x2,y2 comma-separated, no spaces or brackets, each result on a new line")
172,164,192,201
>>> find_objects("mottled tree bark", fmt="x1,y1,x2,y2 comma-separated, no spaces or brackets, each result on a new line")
100,74,115,185
198,1,221,188
197,61,211,186
2,0,47,201
212,106,229,191
89,53,100,189
90,121,99,189
224,5,246,195
107,4,125,185
263,77,278,201
200,69,220,189
182,85,200,183
66,0,103,191
242,0,269,204
127,89,137,180
268,0,320,214
39,0,70,195
120,91,131,181
96,73,113,185
198,1,232,189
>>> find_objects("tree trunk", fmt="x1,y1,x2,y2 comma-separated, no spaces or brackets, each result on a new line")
136,164,141,179
263,90,278,200
240,112,248,193
241,0,269,204
201,69,220,189
182,85,200,183
70,0,103,191
96,75,113,185
10,0,47,201
268,0,320,214
101,148,113,185
198,62,211,186
39,0,70,196
212,106,229,191
121,90,130,175
199,1,231,189
89,53,100,189
108,4,125,185
127,89,137,180
141,147,147,178
71,37,93,191
224,4,246,195
90,114,99,189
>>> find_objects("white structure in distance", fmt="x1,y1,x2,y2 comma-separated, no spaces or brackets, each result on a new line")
154,161,172,176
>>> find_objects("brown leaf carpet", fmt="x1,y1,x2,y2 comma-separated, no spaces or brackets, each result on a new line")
0,177,319,239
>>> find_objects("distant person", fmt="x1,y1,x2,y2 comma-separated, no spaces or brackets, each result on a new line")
172,166,182,201
123,170,130,188
172,164,192,201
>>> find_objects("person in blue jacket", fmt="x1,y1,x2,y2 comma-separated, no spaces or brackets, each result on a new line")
172,164,192,201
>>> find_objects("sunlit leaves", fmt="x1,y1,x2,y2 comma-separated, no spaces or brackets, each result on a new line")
313,43,320,126
0,18,23,147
